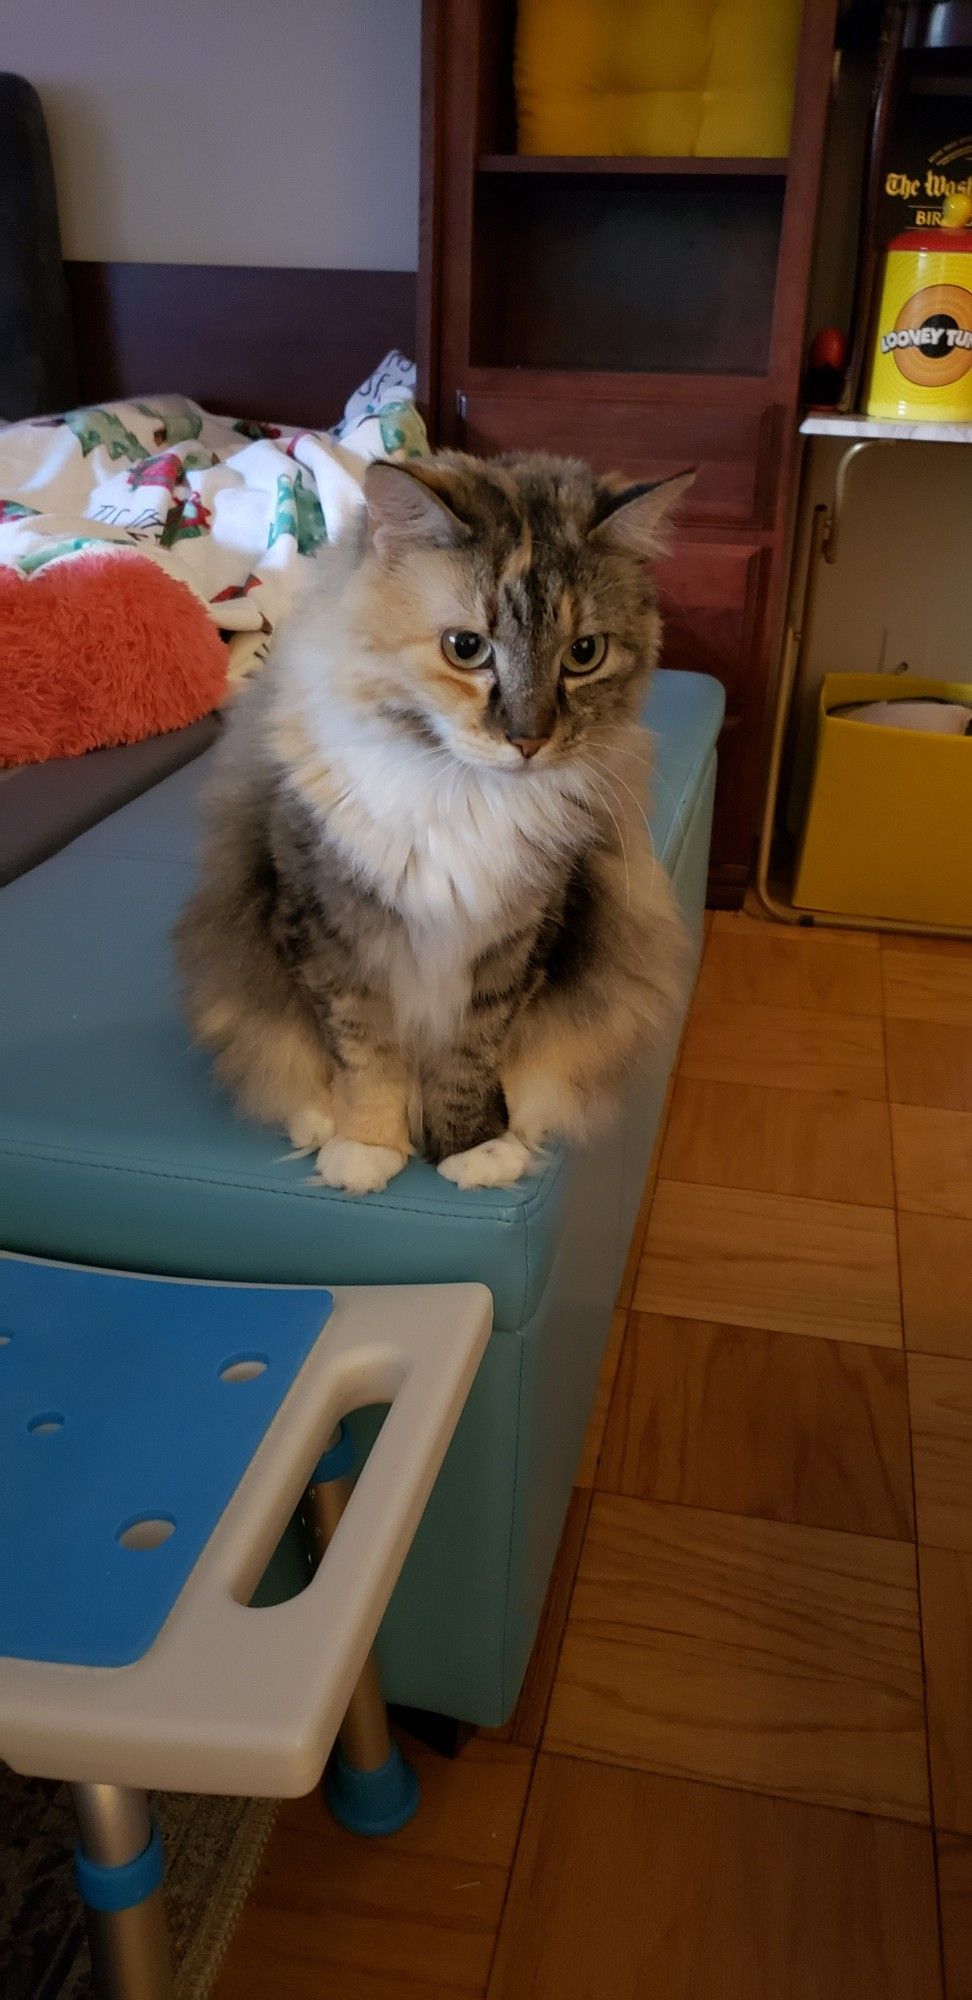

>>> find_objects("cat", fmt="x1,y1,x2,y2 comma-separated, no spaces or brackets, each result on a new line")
175,450,692,1195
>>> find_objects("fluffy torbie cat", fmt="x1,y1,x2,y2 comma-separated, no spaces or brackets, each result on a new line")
175,451,692,1194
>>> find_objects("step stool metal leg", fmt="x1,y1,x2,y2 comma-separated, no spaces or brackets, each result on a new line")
71,1784,173,2000
300,1424,420,1836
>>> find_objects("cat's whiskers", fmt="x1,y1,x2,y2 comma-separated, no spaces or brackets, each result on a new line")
582,751,658,902
575,762,631,909
583,747,652,828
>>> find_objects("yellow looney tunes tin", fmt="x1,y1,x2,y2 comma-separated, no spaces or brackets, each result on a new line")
865,192,972,421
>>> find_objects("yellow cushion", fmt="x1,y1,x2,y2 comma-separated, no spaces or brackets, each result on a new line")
515,0,802,157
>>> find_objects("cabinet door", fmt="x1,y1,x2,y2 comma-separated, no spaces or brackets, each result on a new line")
653,539,772,886
458,391,780,530
653,539,769,707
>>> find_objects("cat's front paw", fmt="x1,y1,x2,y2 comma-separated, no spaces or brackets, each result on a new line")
285,1103,335,1155
437,1132,533,1190
314,1137,408,1195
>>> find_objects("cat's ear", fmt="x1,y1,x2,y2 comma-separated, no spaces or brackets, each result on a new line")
363,461,469,559
588,469,695,557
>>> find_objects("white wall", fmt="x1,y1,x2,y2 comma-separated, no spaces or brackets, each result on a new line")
6,0,422,269
797,440,972,686
785,438,972,829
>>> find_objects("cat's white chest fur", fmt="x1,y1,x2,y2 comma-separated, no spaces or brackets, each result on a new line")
274,645,585,1047
319,729,571,1047
379,924,472,1048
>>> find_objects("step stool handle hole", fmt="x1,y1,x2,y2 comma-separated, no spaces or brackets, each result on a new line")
0,1330,13,1346
117,1514,176,1552
27,1411,64,1436
218,1353,269,1383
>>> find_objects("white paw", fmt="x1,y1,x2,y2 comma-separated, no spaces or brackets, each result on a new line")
285,1103,335,1155
437,1132,533,1190
313,1137,407,1195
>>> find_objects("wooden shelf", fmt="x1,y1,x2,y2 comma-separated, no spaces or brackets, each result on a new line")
463,366,774,400
477,153,790,178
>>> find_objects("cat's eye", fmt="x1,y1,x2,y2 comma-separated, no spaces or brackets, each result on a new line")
562,634,608,675
442,629,493,670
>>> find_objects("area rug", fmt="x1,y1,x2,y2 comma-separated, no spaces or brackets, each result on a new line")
0,1763,277,1999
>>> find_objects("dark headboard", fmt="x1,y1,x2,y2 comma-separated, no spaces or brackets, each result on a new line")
65,263,417,430
0,75,78,419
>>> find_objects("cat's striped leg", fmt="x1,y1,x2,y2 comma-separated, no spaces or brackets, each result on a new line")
501,1014,615,1155
424,1042,535,1189
313,1019,412,1195
423,1065,507,1164
503,1051,598,1152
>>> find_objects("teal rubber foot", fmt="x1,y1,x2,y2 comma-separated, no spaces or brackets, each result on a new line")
325,1744,420,1836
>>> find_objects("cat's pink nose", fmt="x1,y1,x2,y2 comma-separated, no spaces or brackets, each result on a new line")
508,736,548,760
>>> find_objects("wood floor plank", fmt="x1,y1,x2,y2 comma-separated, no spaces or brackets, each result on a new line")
575,1309,627,1489
883,935,972,958
482,1486,592,1751
900,1213,972,1361
892,1105,972,1222
680,997,887,1098
910,1355,972,1552
637,1181,902,1346
487,1759,941,2000
713,911,880,948
660,1076,895,1206
615,1072,676,1310
920,1547,972,1838
545,1495,927,1822
698,920,883,1015
616,1159,658,1312
211,1737,532,2000
882,943,972,1027
887,1020,972,1113
939,1834,972,2000
599,1313,914,1538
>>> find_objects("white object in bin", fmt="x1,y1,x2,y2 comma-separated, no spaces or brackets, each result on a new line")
832,699,972,735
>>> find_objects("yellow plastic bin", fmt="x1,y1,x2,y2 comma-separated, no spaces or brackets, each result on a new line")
794,673,972,929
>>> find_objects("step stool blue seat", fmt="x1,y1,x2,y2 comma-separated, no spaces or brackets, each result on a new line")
0,1256,328,1670
0,1253,491,1796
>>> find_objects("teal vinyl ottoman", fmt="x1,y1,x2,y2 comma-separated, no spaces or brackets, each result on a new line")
0,669,723,1728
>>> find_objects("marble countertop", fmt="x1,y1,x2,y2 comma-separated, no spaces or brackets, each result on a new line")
801,412,972,443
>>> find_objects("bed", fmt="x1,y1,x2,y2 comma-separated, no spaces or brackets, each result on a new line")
0,76,426,883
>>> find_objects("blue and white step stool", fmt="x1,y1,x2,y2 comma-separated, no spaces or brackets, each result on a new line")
0,1254,491,2000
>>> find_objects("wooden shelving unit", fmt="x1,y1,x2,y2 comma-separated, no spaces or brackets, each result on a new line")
418,0,839,898
476,154,791,178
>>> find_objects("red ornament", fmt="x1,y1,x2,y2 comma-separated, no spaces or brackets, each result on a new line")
809,327,846,372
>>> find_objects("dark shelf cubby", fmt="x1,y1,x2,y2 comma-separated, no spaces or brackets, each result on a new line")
471,174,784,375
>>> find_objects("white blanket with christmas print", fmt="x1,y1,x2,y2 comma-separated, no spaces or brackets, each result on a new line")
0,352,424,681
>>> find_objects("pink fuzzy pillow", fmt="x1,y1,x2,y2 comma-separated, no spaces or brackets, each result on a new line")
0,551,229,766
